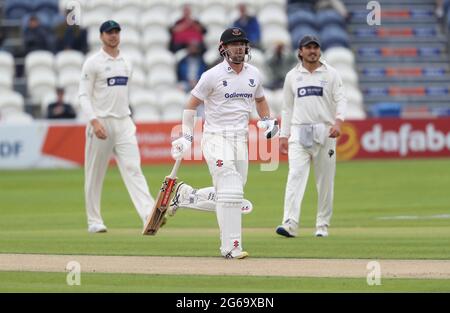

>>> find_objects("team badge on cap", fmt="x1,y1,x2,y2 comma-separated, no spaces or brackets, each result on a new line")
232,28,242,36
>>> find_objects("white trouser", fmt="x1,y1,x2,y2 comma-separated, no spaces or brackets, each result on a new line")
282,125,336,227
84,116,155,226
202,132,248,257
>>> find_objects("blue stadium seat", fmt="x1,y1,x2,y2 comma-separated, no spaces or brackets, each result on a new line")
5,0,33,20
370,102,402,118
287,0,315,12
320,26,350,50
291,25,319,49
316,9,345,28
32,0,59,28
431,107,450,117
288,10,317,31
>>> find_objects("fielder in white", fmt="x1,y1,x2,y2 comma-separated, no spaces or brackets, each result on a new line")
171,27,278,259
276,35,347,238
79,20,155,233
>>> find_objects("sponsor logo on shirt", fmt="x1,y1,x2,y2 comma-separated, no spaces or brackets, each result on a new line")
224,92,253,99
222,80,227,86
107,76,128,86
297,86,323,97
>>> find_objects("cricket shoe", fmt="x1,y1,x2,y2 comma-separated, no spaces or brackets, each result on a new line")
167,182,193,216
88,223,107,233
275,219,298,237
224,251,249,260
315,225,329,237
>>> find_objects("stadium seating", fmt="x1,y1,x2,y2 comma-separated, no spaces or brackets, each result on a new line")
257,5,288,28
130,90,161,122
4,0,33,20
129,67,146,92
316,9,345,28
320,26,350,50
288,9,317,31
144,49,176,73
28,69,57,104
261,24,291,50
199,6,229,29
0,91,27,119
0,52,15,92
146,66,177,90
369,102,402,118
323,47,355,68
25,51,54,75
119,48,143,69
55,50,84,73
142,26,171,51
140,9,172,29
57,69,80,95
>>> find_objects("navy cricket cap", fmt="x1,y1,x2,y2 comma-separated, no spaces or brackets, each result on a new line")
99,20,121,33
298,35,321,48
220,27,249,45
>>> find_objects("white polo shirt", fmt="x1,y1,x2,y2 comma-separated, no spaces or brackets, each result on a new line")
79,48,132,121
280,61,347,138
191,59,264,133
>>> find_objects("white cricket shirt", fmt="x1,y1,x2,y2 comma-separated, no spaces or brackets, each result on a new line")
191,59,264,133
79,48,132,121
280,61,347,138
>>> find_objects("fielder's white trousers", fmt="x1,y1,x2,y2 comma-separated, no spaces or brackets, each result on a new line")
84,116,154,226
202,132,248,257
282,125,336,227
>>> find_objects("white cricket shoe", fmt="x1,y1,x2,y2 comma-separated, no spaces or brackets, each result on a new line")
88,223,107,233
275,219,298,237
224,251,249,260
315,225,329,237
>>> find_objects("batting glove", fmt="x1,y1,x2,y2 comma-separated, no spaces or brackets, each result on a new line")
257,118,279,139
171,134,192,160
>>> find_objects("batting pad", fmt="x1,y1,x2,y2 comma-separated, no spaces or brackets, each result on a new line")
215,170,244,257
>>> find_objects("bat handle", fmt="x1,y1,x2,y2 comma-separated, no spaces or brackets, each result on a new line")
169,158,182,179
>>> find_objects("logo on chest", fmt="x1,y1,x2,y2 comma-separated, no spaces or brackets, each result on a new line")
297,86,323,97
248,78,256,87
107,76,128,86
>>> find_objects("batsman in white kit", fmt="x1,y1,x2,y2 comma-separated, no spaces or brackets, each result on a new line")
171,27,278,259
276,35,347,238
79,20,155,233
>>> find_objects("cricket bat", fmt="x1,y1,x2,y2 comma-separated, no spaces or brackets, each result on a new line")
142,159,182,236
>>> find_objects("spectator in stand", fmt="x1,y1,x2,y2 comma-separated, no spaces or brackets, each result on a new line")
266,41,298,89
47,87,77,119
232,3,261,48
0,29,5,50
177,41,207,92
435,0,444,18
23,15,53,54
54,9,88,53
169,5,207,53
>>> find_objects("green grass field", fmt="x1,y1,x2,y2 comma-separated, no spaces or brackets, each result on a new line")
1,159,450,292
